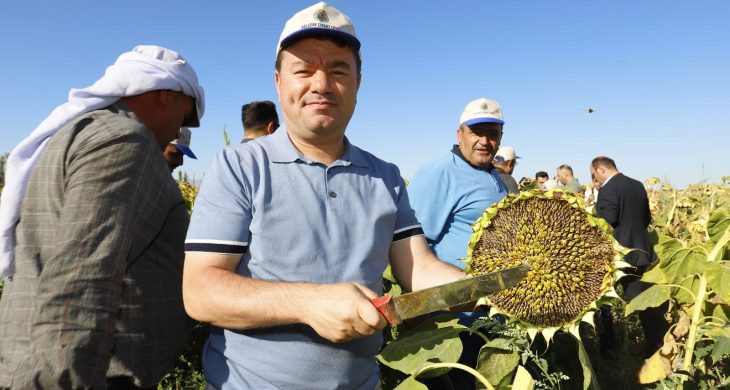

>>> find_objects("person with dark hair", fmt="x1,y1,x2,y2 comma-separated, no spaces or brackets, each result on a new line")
181,3,466,389
535,170,549,189
556,164,582,193
241,100,279,142
590,155,668,356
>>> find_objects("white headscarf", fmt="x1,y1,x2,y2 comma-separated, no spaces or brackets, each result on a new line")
0,45,205,279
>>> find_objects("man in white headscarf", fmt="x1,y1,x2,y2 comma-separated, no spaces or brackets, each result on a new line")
0,45,205,389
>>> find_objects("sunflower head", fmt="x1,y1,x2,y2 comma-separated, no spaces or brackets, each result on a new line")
466,189,629,334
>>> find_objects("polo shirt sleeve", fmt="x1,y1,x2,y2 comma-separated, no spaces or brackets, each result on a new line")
393,175,424,242
185,148,251,255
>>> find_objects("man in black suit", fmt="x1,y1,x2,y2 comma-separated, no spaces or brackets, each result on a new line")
591,156,668,356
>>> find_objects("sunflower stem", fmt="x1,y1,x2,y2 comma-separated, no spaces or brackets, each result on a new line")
412,362,495,390
681,274,707,382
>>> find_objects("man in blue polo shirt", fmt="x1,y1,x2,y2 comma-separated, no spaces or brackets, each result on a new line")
182,3,466,389
408,98,509,270
407,97,509,390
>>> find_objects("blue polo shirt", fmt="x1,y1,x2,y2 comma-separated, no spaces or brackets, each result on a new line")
408,146,507,269
185,128,422,389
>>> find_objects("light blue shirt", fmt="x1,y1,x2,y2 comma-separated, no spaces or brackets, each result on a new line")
408,148,507,269
185,128,422,390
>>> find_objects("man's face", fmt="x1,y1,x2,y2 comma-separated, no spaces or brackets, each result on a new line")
590,165,606,184
163,144,184,172
592,175,602,189
503,159,516,175
556,169,568,185
536,176,548,185
457,122,502,168
274,38,361,142
154,91,197,147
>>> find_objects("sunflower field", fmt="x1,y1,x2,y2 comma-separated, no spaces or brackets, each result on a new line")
378,178,730,390
2,176,728,390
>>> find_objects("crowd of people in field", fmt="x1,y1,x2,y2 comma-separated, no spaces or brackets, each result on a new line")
0,2,664,389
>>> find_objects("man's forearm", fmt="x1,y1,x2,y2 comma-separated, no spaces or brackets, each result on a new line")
390,236,465,293
183,261,317,329
183,252,387,342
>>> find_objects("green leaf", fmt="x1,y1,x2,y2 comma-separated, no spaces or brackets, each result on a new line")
641,265,668,284
377,315,468,375
512,365,535,390
675,276,701,306
653,234,684,265
626,285,672,316
711,336,730,364
475,340,519,388
706,262,730,302
643,247,706,285
575,334,600,390
695,344,713,360
704,326,730,339
707,208,730,245
393,375,429,390
484,337,512,351
710,304,730,325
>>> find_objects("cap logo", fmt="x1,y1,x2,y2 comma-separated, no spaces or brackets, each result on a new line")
314,9,329,23
480,102,489,111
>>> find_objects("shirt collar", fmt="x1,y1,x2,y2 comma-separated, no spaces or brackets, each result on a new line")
450,144,494,173
268,128,368,167
602,172,618,186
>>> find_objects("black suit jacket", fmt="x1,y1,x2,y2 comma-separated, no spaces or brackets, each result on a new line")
596,173,655,267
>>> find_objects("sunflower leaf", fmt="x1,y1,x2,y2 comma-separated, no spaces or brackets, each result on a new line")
625,285,672,316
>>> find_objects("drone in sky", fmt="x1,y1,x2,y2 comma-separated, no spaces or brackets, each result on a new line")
583,106,600,114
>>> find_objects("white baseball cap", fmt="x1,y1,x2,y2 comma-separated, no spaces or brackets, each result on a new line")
277,2,360,55
170,127,197,159
459,98,504,126
494,146,520,162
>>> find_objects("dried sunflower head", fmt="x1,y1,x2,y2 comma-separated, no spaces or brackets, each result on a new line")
465,189,629,339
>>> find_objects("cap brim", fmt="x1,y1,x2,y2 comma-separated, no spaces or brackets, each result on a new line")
280,28,361,52
463,117,505,126
174,144,197,159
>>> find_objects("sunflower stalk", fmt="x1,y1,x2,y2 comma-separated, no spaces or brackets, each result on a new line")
680,223,730,383
412,362,495,390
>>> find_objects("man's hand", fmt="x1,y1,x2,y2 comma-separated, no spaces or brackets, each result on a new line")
302,283,387,343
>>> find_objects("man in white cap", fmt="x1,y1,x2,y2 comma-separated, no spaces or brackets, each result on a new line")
409,98,508,270
182,3,465,389
0,45,204,388
165,127,198,172
493,146,520,194
407,97,508,389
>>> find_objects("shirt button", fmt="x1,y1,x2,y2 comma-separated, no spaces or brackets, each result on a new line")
329,191,337,198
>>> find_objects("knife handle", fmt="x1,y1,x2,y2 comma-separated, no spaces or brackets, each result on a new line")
369,295,400,325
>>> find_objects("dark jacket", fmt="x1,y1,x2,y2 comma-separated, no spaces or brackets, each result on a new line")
596,173,655,267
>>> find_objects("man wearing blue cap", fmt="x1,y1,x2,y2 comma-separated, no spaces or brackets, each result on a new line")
164,127,197,172
409,98,509,270
182,3,465,389
493,146,520,194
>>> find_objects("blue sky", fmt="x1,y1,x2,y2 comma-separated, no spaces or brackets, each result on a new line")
1,1,728,188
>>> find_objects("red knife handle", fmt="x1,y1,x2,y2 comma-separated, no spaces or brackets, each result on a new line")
369,295,400,325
